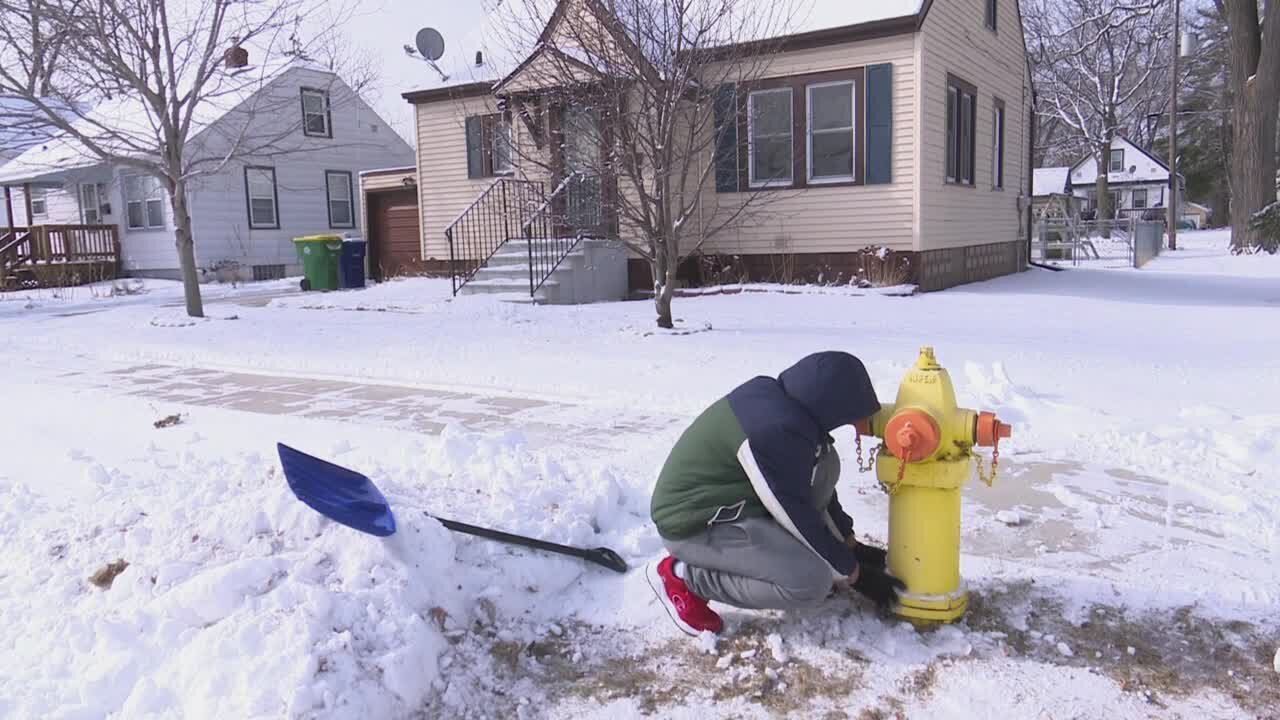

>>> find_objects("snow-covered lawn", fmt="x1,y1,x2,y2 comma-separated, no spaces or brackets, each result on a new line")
2,229,1277,719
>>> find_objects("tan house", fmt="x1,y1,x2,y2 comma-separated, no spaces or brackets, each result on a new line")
397,0,1033,301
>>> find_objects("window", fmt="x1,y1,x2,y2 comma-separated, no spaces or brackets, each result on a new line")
992,98,1005,189
80,183,104,223
325,171,354,228
301,88,332,138
946,75,977,186
30,188,47,217
807,81,856,183
985,0,998,30
748,88,793,187
124,175,165,229
1109,148,1124,173
1132,188,1148,209
244,166,279,229
465,114,515,178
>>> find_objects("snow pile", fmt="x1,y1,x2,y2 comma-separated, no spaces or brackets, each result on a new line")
0,444,462,719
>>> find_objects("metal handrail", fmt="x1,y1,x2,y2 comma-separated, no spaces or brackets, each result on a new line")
523,173,607,297
444,178,545,296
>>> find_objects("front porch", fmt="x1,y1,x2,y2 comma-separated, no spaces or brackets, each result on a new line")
1,224,122,290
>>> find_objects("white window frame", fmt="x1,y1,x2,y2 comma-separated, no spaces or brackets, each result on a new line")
30,188,47,217
747,88,794,188
1109,148,1125,173
124,174,166,230
1132,188,1148,209
80,183,104,223
806,80,857,184
301,88,331,138
245,166,279,230
325,170,355,229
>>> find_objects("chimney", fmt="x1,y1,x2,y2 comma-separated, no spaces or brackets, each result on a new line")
224,38,249,69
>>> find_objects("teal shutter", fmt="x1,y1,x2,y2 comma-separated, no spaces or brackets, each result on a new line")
713,83,739,192
866,64,893,185
465,116,484,179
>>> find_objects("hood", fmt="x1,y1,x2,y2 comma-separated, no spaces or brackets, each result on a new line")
777,352,880,432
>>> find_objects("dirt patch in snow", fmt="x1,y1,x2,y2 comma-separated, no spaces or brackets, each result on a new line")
965,581,1280,715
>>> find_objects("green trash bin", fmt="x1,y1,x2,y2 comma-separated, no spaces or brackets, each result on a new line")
293,235,343,291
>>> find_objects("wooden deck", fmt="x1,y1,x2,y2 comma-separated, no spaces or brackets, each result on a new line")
0,224,121,290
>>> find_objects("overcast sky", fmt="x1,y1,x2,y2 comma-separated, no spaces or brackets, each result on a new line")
345,0,488,142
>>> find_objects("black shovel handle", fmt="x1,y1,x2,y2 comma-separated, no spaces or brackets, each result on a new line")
430,514,629,574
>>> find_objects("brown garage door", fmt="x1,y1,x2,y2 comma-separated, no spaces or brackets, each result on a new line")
368,189,422,280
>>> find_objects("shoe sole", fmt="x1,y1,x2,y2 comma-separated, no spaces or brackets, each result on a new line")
644,560,702,637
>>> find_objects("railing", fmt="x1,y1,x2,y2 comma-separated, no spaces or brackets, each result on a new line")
0,227,33,275
1,224,120,289
444,178,545,296
522,173,606,297
1035,216,1167,268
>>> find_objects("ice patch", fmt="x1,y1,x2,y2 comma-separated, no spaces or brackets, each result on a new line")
766,633,789,663
996,510,1022,526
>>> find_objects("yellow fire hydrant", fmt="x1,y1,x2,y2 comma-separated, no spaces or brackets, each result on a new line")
854,347,1011,623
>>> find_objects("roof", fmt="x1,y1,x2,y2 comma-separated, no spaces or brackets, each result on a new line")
0,62,337,184
404,0,927,102
1033,167,1070,197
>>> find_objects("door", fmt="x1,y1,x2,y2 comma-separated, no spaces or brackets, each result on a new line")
558,102,606,236
367,189,421,280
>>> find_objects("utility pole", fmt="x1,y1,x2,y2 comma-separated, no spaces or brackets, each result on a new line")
1167,0,1181,251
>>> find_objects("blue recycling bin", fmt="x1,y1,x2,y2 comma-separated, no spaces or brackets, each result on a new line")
338,239,367,289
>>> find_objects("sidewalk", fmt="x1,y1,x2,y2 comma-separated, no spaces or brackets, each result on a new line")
80,362,671,450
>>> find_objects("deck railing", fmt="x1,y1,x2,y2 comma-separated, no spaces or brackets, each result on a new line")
1,224,121,288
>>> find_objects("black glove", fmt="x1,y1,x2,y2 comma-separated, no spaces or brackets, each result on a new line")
852,566,907,612
852,541,888,570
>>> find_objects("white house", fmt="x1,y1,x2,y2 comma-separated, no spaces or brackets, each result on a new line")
0,64,414,282
1065,136,1182,218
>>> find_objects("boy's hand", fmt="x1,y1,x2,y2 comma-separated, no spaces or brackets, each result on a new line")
852,567,907,612
846,534,888,570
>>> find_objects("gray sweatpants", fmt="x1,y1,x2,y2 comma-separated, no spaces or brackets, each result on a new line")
663,446,843,610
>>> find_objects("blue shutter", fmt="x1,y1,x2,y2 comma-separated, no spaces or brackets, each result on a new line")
866,64,893,184
713,83,739,192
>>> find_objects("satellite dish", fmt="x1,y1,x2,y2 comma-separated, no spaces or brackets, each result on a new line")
415,28,445,62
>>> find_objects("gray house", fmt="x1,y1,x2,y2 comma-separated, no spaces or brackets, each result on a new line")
0,65,413,284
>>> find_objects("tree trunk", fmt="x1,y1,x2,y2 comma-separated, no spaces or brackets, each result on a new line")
168,178,205,317
652,250,676,329
1228,77,1279,252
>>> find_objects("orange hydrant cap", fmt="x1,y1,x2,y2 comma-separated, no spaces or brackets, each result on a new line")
976,411,1012,447
883,410,941,461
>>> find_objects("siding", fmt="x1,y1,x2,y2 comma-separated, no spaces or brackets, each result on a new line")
918,0,1032,251
414,94,505,262
184,68,415,277
700,32,919,255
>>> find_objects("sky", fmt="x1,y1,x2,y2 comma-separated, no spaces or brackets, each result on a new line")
345,0,489,142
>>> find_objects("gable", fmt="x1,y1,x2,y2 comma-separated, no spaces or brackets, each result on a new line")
1068,136,1172,187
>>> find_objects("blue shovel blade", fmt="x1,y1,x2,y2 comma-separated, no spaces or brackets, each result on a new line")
277,443,397,537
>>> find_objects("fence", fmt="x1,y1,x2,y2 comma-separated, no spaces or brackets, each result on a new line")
1132,221,1164,268
1033,217,1164,269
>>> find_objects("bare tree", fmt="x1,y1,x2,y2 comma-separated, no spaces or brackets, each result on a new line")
488,0,798,328
0,0,360,316
1218,0,1280,253
1025,0,1173,221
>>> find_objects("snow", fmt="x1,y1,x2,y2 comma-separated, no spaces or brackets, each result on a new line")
995,510,1022,526
1033,167,1071,197
795,0,923,34
3,229,1279,718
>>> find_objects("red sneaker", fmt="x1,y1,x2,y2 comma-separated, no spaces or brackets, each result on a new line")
645,556,723,636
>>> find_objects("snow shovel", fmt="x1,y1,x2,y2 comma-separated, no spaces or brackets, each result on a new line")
277,443,629,574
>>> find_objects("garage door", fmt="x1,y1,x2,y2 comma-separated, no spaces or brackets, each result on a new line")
368,189,422,280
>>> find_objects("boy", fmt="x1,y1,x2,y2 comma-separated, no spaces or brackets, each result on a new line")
647,351,905,634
